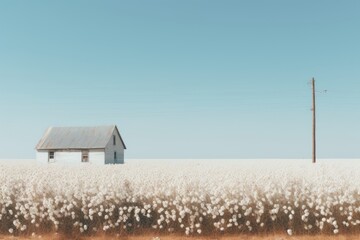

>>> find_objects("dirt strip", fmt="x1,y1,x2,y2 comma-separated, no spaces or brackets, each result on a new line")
1,234,360,240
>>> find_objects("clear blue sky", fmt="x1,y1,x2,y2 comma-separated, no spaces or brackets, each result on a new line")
0,1,359,159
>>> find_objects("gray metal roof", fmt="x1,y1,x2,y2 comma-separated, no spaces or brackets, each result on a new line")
36,125,126,150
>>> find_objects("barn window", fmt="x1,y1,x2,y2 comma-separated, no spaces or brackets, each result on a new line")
113,135,116,145
49,152,54,161
82,151,89,162
114,151,117,160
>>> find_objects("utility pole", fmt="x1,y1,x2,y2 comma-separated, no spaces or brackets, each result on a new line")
311,78,316,163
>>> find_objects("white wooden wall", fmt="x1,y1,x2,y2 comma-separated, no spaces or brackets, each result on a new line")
36,150,105,164
36,151,48,164
105,129,125,164
55,151,82,164
89,150,105,164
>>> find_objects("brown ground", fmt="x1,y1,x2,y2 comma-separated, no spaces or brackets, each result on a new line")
1,234,360,240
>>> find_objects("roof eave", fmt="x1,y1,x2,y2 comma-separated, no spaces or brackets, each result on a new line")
36,147,106,151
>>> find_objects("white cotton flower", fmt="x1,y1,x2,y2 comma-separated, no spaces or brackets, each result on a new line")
2,159,360,236
287,229,293,235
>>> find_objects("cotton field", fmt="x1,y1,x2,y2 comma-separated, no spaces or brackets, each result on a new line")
1,159,360,237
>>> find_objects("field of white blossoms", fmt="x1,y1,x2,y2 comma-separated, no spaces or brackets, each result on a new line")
1,159,360,237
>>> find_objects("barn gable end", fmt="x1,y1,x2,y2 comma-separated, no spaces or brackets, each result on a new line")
105,126,125,164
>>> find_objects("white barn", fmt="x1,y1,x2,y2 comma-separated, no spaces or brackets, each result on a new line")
35,125,126,164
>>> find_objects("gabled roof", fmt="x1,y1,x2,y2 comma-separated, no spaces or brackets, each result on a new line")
36,125,126,150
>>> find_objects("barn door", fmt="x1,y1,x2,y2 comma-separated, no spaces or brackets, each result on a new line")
82,150,89,162
48,151,55,163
